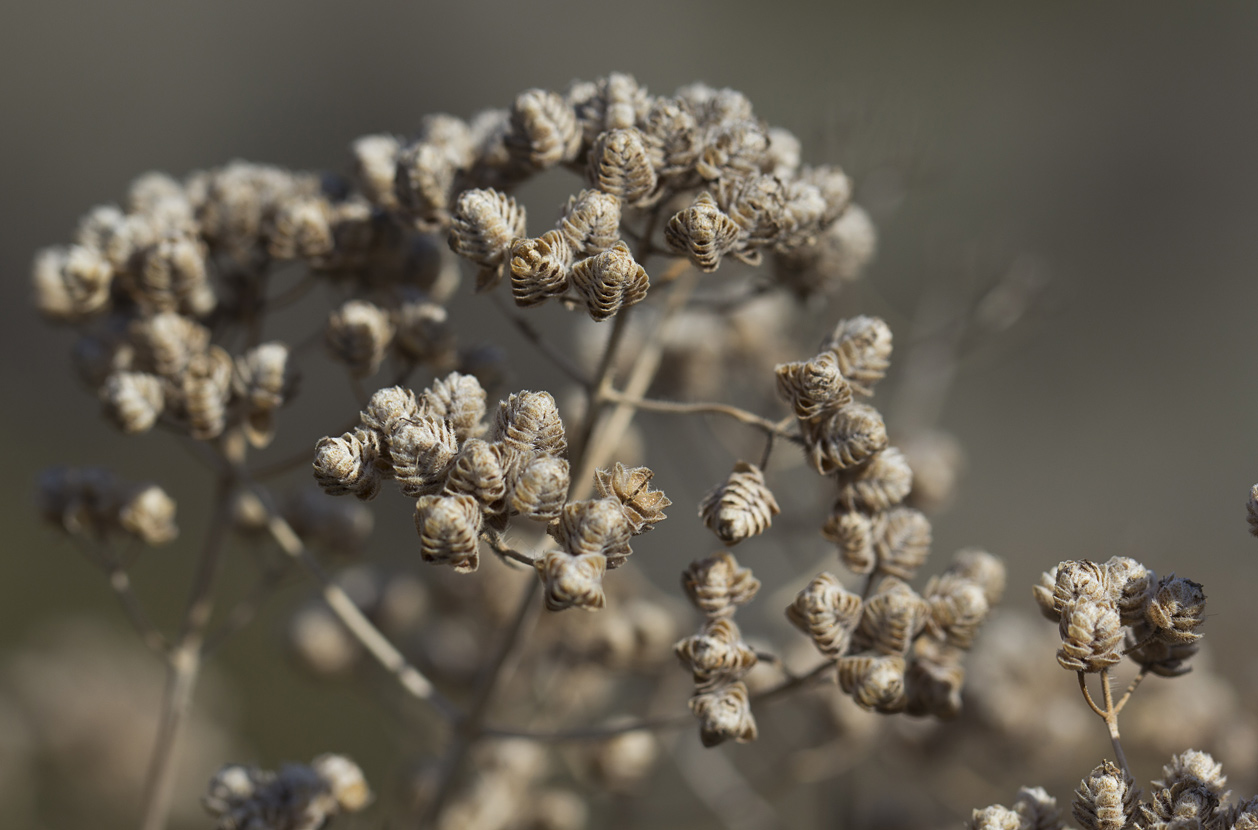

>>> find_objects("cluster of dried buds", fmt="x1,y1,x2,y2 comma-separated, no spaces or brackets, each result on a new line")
1034,558,1206,677
202,753,370,830
970,750,1258,830
36,466,178,546
673,552,762,746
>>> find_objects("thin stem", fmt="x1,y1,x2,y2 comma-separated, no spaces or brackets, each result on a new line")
600,390,803,443
75,538,169,657
1100,668,1131,777
1113,665,1150,715
569,306,635,475
481,531,537,567
1076,671,1108,719
490,292,591,388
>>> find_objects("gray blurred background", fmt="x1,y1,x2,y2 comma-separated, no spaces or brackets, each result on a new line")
4,2,1258,827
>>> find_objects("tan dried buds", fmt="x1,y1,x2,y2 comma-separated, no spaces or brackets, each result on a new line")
234,342,293,447
967,805,1025,830
117,483,179,545
1145,574,1206,644
821,315,893,396
1073,761,1140,830
697,462,779,546
594,462,670,535
326,299,395,377
100,371,165,434
557,189,621,257
33,245,113,322
688,681,757,747
1249,484,1258,537
834,447,913,513
664,191,742,272
361,386,419,435
923,572,991,650
491,390,566,460
414,494,482,572
681,552,760,619
802,403,889,475
822,509,876,574
424,371,487,443
266,194,333,261
854,577,930,655
1104,555,1155,625
570,241,650,322
388,415,460,497
551,498,632,568
774,351,853,421
1056,598,1123,673
510,455,570,521
588,128,657,206
536,550,607,612
873,506,932,581
39,467,179,545
785,572,862,658
507,89,582,169
673,618,758,692
444,438,508,516
510,231,572,308
449,188,527,290
183,345,234,440
314,428,383,500
837,653,907,713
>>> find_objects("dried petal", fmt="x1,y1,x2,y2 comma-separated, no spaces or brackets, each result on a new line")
594,462,671,535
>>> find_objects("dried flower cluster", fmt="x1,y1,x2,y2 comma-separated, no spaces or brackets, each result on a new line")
203,754,370,830
37,466,178,545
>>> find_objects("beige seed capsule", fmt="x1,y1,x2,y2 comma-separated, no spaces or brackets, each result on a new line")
1103,556,1155,625
570,241,650,322
117,483,178,545
506,89,582,169
593,462,670,536
874,506,932,581
680,552,761,619
448,188,527,290
182,345,234,440
135,234,213,316
673,618,758,692
100,371,165,434
128,312,211,380
556,189,622,257
388,415,459,497
1053,560,1112,613
967,805,1024,830
1011,786,1062,830
326,299,395,377
587,128,658,206
423,371,487,443
923,572,990,649
312,754,371,813
834,446,913,513
854,577,930,656
266,194,334,260
536,550,608,612
1145,574,1206,644
1056,598,1123,673
1073,761,1140,830
695,119,770,182
1032,566,1062,622
803,404,889,475
510,230,573,308
444,438,508,515
32,245,114,322
697,461,779,546
905,653,965,719
797,165,854,228
360,386,420,437
491,390,567,459
785,572,863,658
664,191,742,272
413,493,482,572
392,294,455,364
1156,750,1227,797
551,498,632,568
1249,484,1258,537
820,316,893,396
1124,620,1198,677
821,509,876,575
234,342,293,448
510,455,570,522
946,548,1007,607
836,653,907,713
688,681,757,747
775,351,853,421
642,96,701,183
394,140,457,229
350,134,401,208
314,428,383,500
572,73,651,145
715,174,786,254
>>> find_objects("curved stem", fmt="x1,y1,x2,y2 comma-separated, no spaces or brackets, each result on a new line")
1113,665,1149,715
601,390,803,443
1076,671,1108,719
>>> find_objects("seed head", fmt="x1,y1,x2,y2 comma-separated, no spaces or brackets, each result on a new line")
550,498,632,568
873,506,932,580
449,188,527,290
1072,761,1140,830
967,805,1026,830
688,681,757,747
266,194,333,260
594,462,670,535
509,455,570,522
392,294,455,364
946,548,1006,607
1145,574,1206,644
1012,786,1063,830
536,550,607,612
822,509,876,575
413,493,482,573
587,128,657,206
837,653,907,713
444,438,508,516
388,415,460,497
854,577,930,655
923,572,990,649
905,650,965,719
698,461,780,546
775,350,852,421
1056,598,1123,673
664,191,742,272
570,241,650,322
821,315,893,396
1104,555,1155,625
557,189,622,257
326,299,395,377
680,552,760,619
423,371,487,443
673,618,758,692
100,371,166,434
510,231,573,308
834,446,913,512
785,572,862,658
506,89,582,169
32,245,114,323
181,345,234,440
804,404,889,475
314,428,383,500
360,386,420,437
117,483,178,545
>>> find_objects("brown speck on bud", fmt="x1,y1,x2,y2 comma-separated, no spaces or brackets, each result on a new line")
588,128,658,206
698,461,779,545
314,428,383,501
551,498,632,568
444,439,508,516
510,231,573,308
854,577,930,655
837,653,907,713
775,351,853,421
536,550,607,611
822,509,876,575
266,194,333,260
1145,574,1206,644
326,299,395,377
32,245,113,323
557,189,621,257
182,345,234,440
570,241,650,322
117,483,178,545
834,447,913,512
664,191,742,272
414,494,481,572
1073,761,1140,830
785,572,862,658
680,552,760,619
820,316,893,396
1056,598,1123,673
424,371,487,443
1104,556,1155,626
923,572,990,649
688,681,757,747
100,371,165,434
510,455,570,522
673,618,758,692
506,89,582,169
491,390,567,459
388,415,459,497
594,462,671,536
361,386,419,437
449,188,527,291
804,404,889,475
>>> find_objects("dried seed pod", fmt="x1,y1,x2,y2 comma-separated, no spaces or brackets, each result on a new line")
594,462,671,536
688,681,757,747
1012,786,1063,830
664,191,742,272
557,189,621,257
967,805,1025,830
350,134,401,208
643,96,701,182
267,194,333,260
388,415,459,497
785,572,863,658
698,461,779,545
392,294,454,364
444,439,508,515
536,551,607,611
946,548,1006,607
776,180,826,252
423,371,487,442
312,754,371,813
834,446,912,512
1124,620,1198,677
491,390,567,458
100,371,165,434
1073,761,1140,830
131,234,213,315
506,89,582,169
1032,566,1061,622
821,509,876,575
326,299,395,377
836,653,907,713
1142,782,1219,829
1056,598,1123,673
234,342,294,447
680,552,760,619
1104,556,1155,625
695,119,770,182
128,312,211,380
117,483,178,545
873,506,932,580
394,140,456,229
182,346,234,440
361,386,419,437
673,618,758,692
570,241,650,322
905,653,965,719
854,577,930,655
413,493,482,572
314,428,383,500
716,174,786,254
1156,750,1227,799
923,572,990,649
1145,574,1206,644
804,404,889,475
551,498,632,568
588,128,658,205
448,188,527,290
510,455,570,521
510,231,573,308
1053,560,1112,613
821,315,893,396
775,351,853,421
573,73,651,145
32,244,114,322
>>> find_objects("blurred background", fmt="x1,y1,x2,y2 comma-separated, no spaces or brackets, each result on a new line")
4,2,1258,828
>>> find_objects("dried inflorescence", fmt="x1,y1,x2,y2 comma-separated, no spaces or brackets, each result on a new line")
594,462,671,535
697,461,779,545
203,754,370,830
680,552,761,620
786,572,862,658
37,466,179,546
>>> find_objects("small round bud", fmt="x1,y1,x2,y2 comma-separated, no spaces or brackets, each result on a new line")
1145,574,1206,644
854,577,930,656
785,572,863,658
491,390,566,459
361,386,420,436
874,506,932,581
837,653,907,713
688,681,757,747
594,462,670,536
449,188,527,291
510,455,570,521
664,191,742,272
680,552,760,619
536,551,607,612
117,483,178,545
967,805,1025,830
313,428,383,500
588,127,658,205
312,754,371,812
1056,598,1123,673
551,498,632,568
413,493,482,572
557,189,621,257
923,573,990,650
775,350,853,421
182,346,234,440
100,371,165,434
570,241,650,322
423,371,487,443
32,245,113,322
444,439,508,515
834,446,913,512
1073,761,1139,830
510,231,573,308
388,415,459,497
673,618,758,692
820,315,893,396
326,299,395,377
698,461,779,545
506,89,582,169
351,133,401,208
804,404,889,475
267,194,334,260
